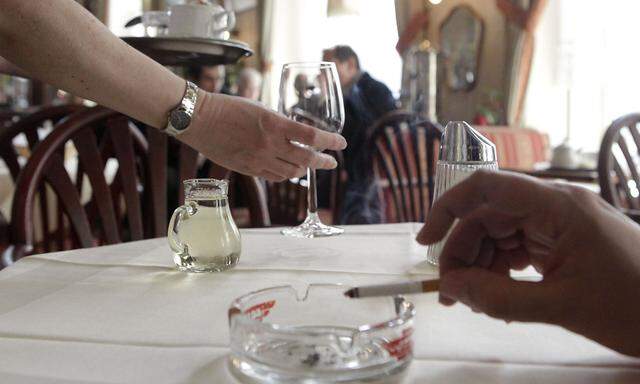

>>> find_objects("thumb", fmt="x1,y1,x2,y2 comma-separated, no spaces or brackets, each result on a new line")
439,268,560,324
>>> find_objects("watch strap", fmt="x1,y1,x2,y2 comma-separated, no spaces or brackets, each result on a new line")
165,81,199,136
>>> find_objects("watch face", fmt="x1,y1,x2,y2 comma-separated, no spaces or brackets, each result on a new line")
169,108,191,131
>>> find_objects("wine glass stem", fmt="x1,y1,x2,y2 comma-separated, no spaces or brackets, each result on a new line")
306,167,318,216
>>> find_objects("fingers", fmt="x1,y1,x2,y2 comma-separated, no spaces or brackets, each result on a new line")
258,169,288,182
269,158,306,180
276,141,338,170
283,119,347,151
439,267,560,323
416,170,545,245
438,205,521,277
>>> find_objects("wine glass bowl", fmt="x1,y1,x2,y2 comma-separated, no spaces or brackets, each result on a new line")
278,62,345,238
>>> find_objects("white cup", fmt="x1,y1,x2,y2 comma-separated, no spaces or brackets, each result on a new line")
168,3,235,39
551,143,580,169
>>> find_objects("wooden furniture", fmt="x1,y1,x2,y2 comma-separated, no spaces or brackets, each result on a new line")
5,106,268,264
266,151,345,226
0,105,84,180
598,113,640,210
0,110,24,129
0,105,83,264
368,111,443,223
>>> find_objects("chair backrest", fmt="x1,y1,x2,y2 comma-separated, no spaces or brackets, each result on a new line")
367,111,443,223
0,110,25,130
0,104,83,181
0,105,83,262
145,128,270,231
8,106,269,261
598,113,640,209
266,150,345,226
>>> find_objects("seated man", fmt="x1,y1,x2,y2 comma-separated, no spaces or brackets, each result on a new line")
322,45,397,223
236,67,263,101
187,65,229,94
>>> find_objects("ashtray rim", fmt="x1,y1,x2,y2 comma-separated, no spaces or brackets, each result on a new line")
228,283,416,335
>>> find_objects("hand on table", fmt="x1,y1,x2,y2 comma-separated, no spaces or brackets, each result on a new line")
416,170,640,357
179,92,347,182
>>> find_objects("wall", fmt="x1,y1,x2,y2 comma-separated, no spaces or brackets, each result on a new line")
426,0,507,124
233,7,262,69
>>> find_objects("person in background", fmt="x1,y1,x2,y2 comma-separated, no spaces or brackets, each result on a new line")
236,67,263,101
418,170,640,357
187,65,229,94
322,45,397,224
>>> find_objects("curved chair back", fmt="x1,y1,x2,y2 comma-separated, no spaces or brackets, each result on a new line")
266,150,345,226
0,105,83,264
598,113,640,210
367,111,443,223
0,105,83,181
8,106,269,262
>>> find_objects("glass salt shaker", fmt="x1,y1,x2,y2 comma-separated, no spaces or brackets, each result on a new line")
426,121,498,265
168,179,241,272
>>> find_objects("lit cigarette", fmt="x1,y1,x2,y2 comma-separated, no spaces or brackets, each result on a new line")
344,279,440,298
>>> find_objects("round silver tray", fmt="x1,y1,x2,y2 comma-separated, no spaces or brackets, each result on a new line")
122,37,253,66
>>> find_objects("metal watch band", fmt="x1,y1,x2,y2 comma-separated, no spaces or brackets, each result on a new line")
165,81,199,137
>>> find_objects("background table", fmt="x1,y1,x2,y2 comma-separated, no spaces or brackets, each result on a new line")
0,223,638,383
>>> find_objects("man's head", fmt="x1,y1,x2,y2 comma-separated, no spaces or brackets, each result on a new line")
189,65,226,93
322,45,361,88
237,67,263,101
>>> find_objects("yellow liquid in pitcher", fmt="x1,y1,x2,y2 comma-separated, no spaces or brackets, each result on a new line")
175,197,241,272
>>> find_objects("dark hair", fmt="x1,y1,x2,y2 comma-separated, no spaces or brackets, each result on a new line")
327,45,360,70
186,66,202,82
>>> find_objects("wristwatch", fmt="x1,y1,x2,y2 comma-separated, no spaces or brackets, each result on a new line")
165,81,199,136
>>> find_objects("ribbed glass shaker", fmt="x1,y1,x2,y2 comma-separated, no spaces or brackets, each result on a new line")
425,121,498,265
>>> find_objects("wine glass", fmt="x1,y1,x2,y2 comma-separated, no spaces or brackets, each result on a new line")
278,62,345,238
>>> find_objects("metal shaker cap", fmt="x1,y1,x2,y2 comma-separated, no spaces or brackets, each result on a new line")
439,121,497,162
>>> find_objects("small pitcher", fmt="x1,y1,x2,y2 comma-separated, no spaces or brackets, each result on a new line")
168,179,241,272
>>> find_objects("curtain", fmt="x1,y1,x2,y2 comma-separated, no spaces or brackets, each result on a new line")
259,0,275,107
502,0,548,126
394,0,412,41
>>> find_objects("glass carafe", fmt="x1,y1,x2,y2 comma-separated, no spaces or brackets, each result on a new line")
168,179,241,272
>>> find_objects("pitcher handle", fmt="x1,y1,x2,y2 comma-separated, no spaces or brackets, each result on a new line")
168,201,197,261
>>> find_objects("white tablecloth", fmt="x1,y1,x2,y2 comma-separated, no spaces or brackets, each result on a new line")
0,223,638,383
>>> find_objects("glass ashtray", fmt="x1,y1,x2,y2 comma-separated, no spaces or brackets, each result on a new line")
228,284,415,383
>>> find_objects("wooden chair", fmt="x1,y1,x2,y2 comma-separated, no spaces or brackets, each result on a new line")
0,105,83,264
0,110,23,129
266,150,345,226
145,128,270,231
598,113,640,211
5,106,269,264
0,105,84,180
367,111,443,223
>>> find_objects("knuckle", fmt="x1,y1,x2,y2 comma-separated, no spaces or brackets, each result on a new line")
303,127,318,143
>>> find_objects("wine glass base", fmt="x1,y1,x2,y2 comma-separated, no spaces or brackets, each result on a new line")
281,217,344,238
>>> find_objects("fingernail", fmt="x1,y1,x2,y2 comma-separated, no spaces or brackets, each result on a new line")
328,157,338,169
415,224,435,245
338,136,347,149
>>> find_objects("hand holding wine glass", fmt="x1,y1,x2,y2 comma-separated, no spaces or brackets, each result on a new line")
278,62,345,238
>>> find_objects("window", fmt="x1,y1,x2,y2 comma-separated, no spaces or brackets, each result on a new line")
525,0,640,152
